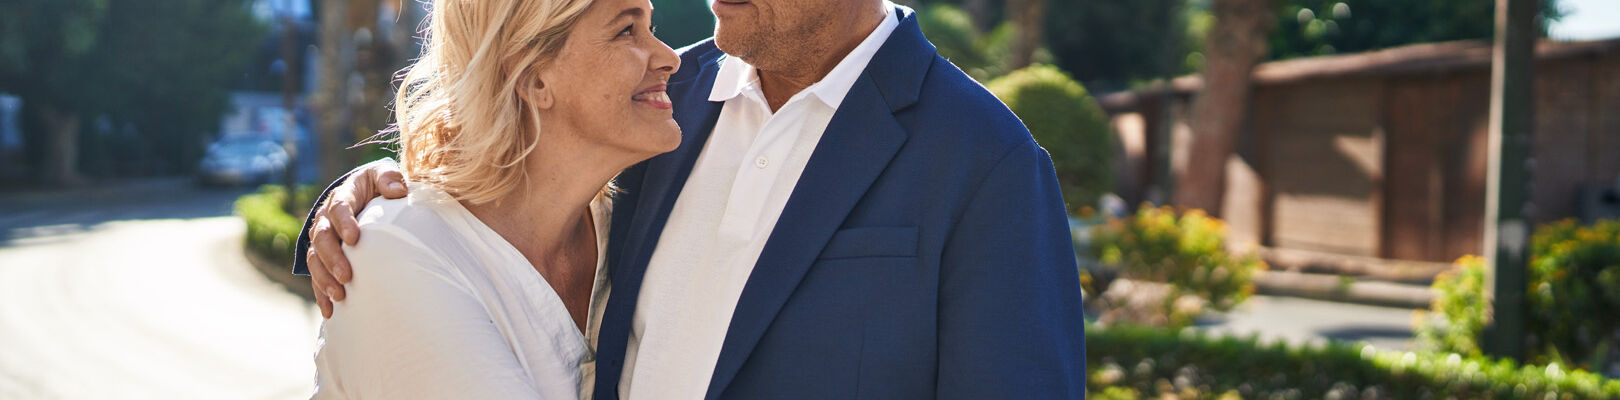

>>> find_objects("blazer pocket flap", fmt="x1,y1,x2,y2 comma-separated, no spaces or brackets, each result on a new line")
819,226,918,259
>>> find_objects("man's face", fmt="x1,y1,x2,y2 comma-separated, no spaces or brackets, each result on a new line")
709,0,843,70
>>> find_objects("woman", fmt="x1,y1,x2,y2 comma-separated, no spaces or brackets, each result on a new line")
311,0,679,397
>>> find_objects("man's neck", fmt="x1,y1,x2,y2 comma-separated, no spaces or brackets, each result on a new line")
756,7,887,111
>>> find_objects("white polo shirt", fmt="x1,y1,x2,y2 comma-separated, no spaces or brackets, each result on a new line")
617,7,901,399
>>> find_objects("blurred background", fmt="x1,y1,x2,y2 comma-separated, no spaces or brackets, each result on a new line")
1,0,1617,398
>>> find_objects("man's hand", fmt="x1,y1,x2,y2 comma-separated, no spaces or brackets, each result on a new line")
308,163,409,318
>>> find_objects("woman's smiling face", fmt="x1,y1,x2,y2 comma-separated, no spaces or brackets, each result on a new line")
534,0,683,157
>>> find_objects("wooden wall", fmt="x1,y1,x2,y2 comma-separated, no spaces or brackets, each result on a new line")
1112,52,1620,263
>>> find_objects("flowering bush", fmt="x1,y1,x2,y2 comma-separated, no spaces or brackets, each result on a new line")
1414,256,1488,358
1418,219,1620,373
1088,205,1263,327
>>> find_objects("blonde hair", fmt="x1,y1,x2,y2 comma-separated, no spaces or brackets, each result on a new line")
391,0,598,205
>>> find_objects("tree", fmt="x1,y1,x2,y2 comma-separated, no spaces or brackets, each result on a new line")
1004,0,1046,70
1174,0,1274,214
1043,0,1194,92
88,0,263,176
1268,0,1563,60
0,0,261,185
0,0,109,185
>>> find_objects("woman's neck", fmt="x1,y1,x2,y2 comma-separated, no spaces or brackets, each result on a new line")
460,136,626,262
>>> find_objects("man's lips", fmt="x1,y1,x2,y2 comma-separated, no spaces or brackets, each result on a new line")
714,0,749,10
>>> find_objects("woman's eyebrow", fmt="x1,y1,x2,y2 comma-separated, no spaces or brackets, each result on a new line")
604,7,646,27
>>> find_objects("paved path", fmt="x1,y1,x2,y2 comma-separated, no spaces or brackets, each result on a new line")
1198,295,1419,352
0,180,320,399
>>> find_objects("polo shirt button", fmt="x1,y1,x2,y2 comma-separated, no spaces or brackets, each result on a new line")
755,156,769,169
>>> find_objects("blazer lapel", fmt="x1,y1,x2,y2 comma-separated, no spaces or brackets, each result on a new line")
703,8,935,398
703,76,910,399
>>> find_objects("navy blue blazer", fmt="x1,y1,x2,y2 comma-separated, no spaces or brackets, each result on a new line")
595,6,1086,400
292,5,1087,399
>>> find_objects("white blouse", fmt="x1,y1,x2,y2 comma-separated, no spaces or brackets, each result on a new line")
312,182,610,399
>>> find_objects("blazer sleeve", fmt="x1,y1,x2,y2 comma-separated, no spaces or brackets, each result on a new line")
935,141,1087,399
312,225,546,399
292,158,398,276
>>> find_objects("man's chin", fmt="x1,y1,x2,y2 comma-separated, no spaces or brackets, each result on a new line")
712,33,756,60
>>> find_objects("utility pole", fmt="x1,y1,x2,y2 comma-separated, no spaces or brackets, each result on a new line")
1483,0,1536,360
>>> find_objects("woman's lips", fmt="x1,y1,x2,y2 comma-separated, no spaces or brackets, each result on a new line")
633,90,673,110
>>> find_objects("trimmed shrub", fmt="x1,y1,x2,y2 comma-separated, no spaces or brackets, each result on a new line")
986,65,1114,214
917,4,1014,80
236,185,316,268
1418,219,1620,372
1090,205,1262,319
1088,324,1620,399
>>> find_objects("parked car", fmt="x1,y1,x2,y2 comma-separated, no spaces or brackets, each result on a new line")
197,137,289,186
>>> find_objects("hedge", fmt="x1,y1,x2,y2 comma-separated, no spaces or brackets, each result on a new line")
235,185,316,268
1088,324,1620,399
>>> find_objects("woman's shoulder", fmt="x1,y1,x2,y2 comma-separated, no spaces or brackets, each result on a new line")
344,183,483,276
352,182,478,243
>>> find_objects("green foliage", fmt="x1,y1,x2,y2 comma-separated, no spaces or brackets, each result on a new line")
984,65,1113,213
1088,324,1620,399
651,0,715,50
917,4,1020,81
1415,255,1488,358
1419,219,1620,373
1526,219,1620,370
0,0,111,106
92,0,264,174
0,0,265,177
236,185,317,268
1091,205,1262,313
1269,0,1564,60
1043,0,1195,91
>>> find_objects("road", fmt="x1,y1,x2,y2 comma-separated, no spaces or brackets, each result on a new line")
0,179,320,399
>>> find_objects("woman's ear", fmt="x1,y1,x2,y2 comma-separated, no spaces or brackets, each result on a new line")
522,73,555,110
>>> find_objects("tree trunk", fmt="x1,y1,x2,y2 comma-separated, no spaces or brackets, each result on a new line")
37,104,83,187
1174,0,1273,214
1006,0,1047,70
963,0,994,31
315,0,356,184
353,0,395,153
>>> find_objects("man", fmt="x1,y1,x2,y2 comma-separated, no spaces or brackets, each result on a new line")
297,0,1087,398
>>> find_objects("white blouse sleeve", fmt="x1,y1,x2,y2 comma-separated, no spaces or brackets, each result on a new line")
312,225,543,399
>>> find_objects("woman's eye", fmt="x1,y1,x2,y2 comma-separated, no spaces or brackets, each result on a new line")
617,25,634,38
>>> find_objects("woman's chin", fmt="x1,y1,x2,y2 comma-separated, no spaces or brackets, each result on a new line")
651,128,682,154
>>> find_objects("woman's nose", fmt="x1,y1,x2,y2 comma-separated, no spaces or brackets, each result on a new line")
650,38,680,76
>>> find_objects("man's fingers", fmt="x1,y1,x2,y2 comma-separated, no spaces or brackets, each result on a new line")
313,222,354,287
376,169,407,199
329,200,361,246
317,294,334,319
307,248,337,319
